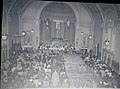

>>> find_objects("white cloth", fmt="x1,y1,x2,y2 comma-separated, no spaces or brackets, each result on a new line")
51,71,59,86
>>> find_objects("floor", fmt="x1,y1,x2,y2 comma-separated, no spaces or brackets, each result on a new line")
64,54,100,88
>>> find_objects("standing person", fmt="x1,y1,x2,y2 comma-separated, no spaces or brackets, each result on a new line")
51,69,60,87
52,59,57,71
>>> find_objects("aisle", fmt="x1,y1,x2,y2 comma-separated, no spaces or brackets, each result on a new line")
64,54,99,88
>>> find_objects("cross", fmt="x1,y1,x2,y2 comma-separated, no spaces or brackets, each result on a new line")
53,19,64,29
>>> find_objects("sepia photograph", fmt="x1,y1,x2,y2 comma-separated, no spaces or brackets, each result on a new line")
1,0,120,89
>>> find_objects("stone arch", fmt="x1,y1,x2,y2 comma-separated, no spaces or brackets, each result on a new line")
21,1,94,49
35,1,80,48
39,2,76,45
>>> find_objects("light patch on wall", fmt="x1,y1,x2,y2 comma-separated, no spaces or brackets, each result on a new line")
36,20,39,25
23,23,33,31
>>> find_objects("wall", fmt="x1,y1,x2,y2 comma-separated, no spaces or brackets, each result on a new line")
8,12,20,57
93,13,103,57
75,5,93,50
40,2,76,45
102,8,120,74
114,20,120,74
21,1,93,49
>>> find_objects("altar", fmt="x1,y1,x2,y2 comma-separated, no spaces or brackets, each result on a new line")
49,38,65,51
22,43,33,52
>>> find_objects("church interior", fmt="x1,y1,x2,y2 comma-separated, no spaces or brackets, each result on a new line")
1,0,120,88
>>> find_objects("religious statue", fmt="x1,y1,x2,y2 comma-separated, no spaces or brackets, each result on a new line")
83,37,86,46
46,18,49,26
56,22,60,29
67,20,70,28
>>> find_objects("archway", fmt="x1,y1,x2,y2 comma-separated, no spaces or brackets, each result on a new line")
21,1,93,49
39,2,76,46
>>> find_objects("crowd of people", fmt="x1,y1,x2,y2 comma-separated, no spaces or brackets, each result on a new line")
1,41,120,88
80,49,120,88
1,43,70,89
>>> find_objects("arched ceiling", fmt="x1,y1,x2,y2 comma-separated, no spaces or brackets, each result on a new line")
3,0,120,18
81,3,102,21
82,3,99,14
40,2,76,19
3,0,29,15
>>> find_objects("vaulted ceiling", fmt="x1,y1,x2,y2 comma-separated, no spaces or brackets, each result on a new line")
3,0,120,18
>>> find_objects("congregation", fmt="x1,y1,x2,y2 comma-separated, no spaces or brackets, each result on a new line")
1,42,120,89
1,42,69,89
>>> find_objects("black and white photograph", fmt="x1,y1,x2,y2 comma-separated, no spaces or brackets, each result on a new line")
1,0,120,89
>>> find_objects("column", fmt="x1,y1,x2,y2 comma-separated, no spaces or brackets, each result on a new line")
6,12,9,59
40,20,43,42
64,23,66,40
61,22,65,39
49,21,51,40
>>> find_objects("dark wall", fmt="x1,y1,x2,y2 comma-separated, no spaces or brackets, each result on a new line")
8,13,19,57
93,13,103,58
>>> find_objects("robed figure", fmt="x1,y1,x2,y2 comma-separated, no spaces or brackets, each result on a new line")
51,69,60,87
